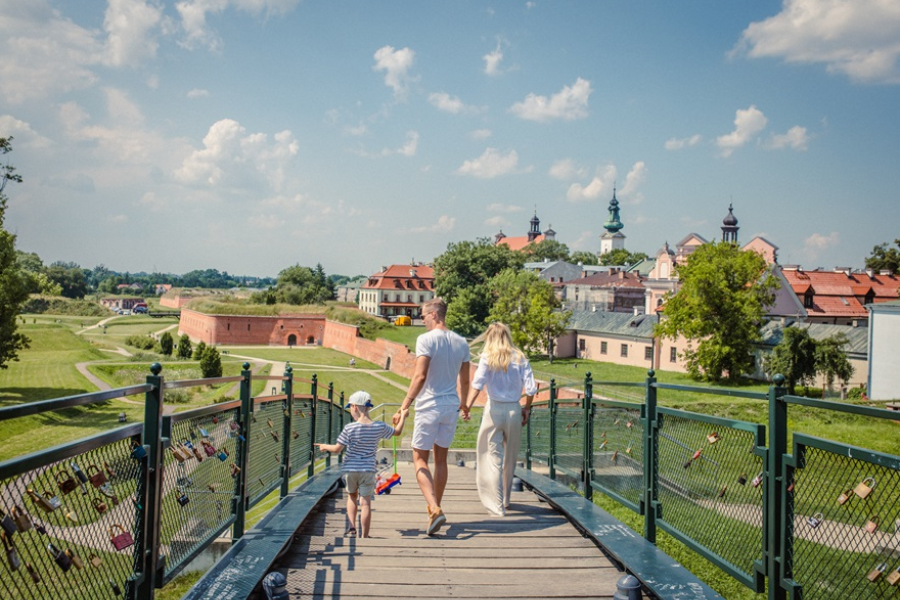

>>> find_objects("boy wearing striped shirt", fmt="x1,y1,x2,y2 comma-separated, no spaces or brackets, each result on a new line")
316,391,408,538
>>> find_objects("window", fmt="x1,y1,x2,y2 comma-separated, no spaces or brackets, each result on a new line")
644,347,652,360
804,293,813,308
578,339,585,352
620,344,628,358
601,341,608,355
670,347,677,362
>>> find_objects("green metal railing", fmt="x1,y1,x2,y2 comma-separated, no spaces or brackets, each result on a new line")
0,363,344,600
523,371,900,600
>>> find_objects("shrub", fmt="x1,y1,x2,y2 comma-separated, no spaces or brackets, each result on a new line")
193,341,207,361
200,347,223,378
846,386,867,401
177,334,193,360
164,388,193,404
159,332,174,356
125,335,156,350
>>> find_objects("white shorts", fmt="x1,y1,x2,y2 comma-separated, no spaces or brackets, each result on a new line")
412,403,460,450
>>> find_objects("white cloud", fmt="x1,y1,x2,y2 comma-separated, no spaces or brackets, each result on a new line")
483,42,503,76
397,131,419,157
549,158,583,180
566,164,616,202
373,45,416,98
735,0,900,84
0,115,52,148
410,215,456,233
176,0,301,50
804,231,841,253
716,105,768,157
456,148,519,178
107,214,128,223
343,123,369,137
767,126,810,151
187,88,210,98
619,161,647,204
510,78,592,122
665,134,702,150
485,215,508,227
428,92,480,114
175,118,299,191
103,0,164,67
469,129,492,140
486,203,523,213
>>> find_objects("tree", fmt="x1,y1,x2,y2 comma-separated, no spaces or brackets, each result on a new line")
655,242,778,383
763,327,818,394
521,239,571,262
177,334,193,360
199,346,223,378
0,137,30,369
598,248,649,267
865,238,900,274
46,261,89,298
433,238,525,303
193,340,208,361
445,286,493,337
487,269,571,358
570,250,598,265
815,334,854,397
159,332,174,356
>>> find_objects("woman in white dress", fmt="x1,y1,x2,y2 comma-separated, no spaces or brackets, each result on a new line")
464,322,538,516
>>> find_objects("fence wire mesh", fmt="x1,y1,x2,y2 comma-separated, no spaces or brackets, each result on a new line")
288,398,314,477
0,429,143,600
161,405,241,582
591,404,644,511
553,405,583,479
524,405,551,466
787,441,900,599
656,410,765,584
246,400,285,506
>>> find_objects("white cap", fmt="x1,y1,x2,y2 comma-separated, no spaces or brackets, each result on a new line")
346,391,373,408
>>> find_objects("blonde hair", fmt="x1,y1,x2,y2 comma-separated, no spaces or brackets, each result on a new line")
481,322,524,372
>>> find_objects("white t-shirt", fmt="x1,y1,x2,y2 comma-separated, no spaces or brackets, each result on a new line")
414,328,470,410
472,353,538,403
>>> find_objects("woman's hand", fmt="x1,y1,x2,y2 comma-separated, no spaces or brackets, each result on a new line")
521,407,530,426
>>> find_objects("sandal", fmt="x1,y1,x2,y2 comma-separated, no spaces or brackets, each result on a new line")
346,528,357,537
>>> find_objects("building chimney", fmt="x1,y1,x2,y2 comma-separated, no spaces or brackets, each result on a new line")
866,268,875,278
880,269,892,276
409,269,416,277
619,270,625,279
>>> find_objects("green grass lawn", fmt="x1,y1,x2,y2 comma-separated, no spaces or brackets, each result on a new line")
219,346,380,370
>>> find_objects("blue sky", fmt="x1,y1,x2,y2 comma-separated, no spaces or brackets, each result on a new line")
2,0,899,278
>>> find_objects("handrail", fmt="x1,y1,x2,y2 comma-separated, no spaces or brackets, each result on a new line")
0,384,155,421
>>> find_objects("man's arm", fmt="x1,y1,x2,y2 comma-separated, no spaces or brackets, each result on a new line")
457,361,470,412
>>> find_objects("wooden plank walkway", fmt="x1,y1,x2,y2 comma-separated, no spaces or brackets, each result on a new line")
274,461,625,599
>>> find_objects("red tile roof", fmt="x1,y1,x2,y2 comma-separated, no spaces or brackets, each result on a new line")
563,270,645,289
781,268,900,319
363,264,435,291
497,235,544,251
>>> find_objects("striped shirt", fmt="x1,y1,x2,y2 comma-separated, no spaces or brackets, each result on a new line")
336,421,395,472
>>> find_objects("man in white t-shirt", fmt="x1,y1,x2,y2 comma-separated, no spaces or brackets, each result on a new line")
394,298,470,535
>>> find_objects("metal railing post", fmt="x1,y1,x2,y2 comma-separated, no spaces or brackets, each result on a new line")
583,372,594,501
548,379,557,480
767,374,788,600
525,392,533,470
281,365,293,498
232,363,252,539
308,374,318,478
338,392,345,465
326,383,334,468
644,369,658,543
133,363,164,600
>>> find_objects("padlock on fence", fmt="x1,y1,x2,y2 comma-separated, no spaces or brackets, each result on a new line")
169,446,186,463
99,484,119,506
807,513,823,528
110,579,123,596
230,420,240,432
193,445,205,462
718,485,727,499
267,418,274,429
837,489,853,505
86,464,107,488
865,516,879,533
90,553,102,568
625,442,633,455
868,562,887,582
738,473,747,485
12,506,31,532
48,543,72,572
131,441,147,460
751,472,764,488
55,468,78,495
202,440,217,457
65,548,84,570
212,416,219,424
199,428,210,438
65,509,78,523
271,431,280,442
854,477,876,499
176,489,190,507
218,447,229,462
109,524,134,551
103,461,117,479
0,508,17,537
3,532,20,571
887,566,900,586
27,488,61,513
230,464,241,478
26,561,40,583
707,432,721,444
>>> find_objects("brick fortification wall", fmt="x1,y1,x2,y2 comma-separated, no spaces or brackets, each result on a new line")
322,321,418,378
179,309,326,346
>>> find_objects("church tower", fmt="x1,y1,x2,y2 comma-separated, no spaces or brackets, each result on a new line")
599,188,626,255
527,209,542,242
721,203,739,243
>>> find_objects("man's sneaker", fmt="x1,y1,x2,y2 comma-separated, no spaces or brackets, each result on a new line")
426,505,446,536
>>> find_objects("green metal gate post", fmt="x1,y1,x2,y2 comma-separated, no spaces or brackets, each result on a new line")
644,369,658,544
767,374,788,600
326,383,334,468
133,363,165,600
548,379,557,480
233,363,253,539
583,373,594,501
308,374,318,478
525,389,533,470
280,365,293,499
338,392,345,465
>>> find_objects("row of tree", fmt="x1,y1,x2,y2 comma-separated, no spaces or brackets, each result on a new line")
764,328,854,395
250,263,336,305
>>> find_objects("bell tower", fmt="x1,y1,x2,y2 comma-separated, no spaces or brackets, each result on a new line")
599,188,626,256
721,203,739,243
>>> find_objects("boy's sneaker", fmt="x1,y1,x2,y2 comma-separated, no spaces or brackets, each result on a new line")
426,505,446,536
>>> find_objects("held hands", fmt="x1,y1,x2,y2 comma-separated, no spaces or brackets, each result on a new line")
392,407,410,425
460,404,471,422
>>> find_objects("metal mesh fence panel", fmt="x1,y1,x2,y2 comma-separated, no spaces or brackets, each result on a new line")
554,405,583,479
246,400,284,506
526,406,551,467
787,438,900,599
591,404,644,511
289,398,314,477
0,428,144,600
655,409,765,585
313,400,331,463
161,404,241,582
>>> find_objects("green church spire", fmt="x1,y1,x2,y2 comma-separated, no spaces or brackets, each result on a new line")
603,187,623,233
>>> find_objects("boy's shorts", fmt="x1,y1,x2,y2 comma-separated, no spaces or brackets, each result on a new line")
344,471,376,497
412,403,460,450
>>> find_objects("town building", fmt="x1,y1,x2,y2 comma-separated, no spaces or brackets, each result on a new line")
335,277,366,303
562,270,647,313
781,266,900,325
494,210,555,251
99,297,145,311
524,259,585,287
357,263,435,319
866,299,900,400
